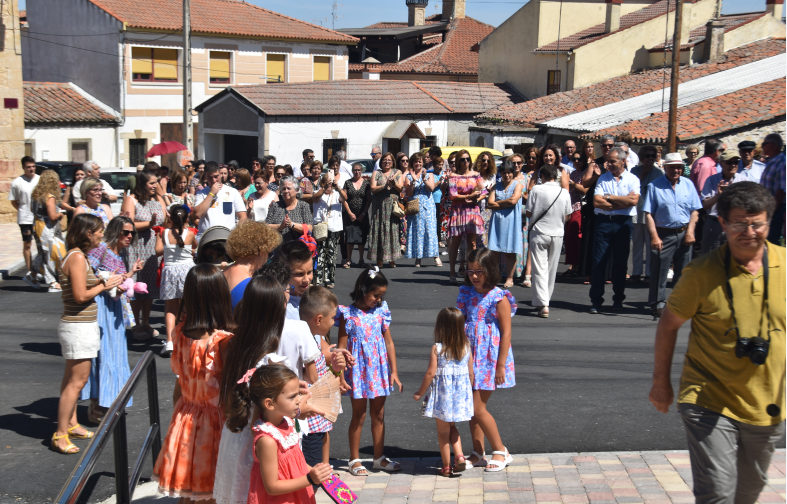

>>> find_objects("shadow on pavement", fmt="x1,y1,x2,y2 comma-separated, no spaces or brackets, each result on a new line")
0,397,96,443
357,443,440,460
20,342,62,356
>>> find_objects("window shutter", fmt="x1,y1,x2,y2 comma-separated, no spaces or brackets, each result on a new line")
313,56,330,81
267,54,285,83
210,52,231,81
154,49,178,80
132,47,153,74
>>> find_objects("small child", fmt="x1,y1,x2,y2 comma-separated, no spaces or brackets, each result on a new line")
456,247,516,472
313,174,344,288
155,204,196,357
413,308,474,477
152,264,236,499
276,240,314,320
299,286,351,474
337,266,403,476
235,365,332,504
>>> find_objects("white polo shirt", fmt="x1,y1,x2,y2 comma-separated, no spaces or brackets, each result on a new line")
194,184,246,237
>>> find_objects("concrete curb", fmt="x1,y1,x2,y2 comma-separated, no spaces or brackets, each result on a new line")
0,255,32,282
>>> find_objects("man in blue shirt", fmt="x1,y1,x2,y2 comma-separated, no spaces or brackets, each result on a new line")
737,140,765,182
589,147,640,313
560,140,576,168
643,153,702,318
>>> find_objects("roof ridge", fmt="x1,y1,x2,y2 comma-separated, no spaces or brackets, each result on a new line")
238,0,356,39
411,81,454,112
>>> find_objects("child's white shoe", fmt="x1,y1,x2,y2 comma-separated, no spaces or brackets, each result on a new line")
372,455,401,472
484,449,513,472
466,450,486,469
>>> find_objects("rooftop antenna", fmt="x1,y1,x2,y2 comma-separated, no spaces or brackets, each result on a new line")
331,2,344,30
313,16,327,27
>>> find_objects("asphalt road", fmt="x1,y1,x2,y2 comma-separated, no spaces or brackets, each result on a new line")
1,251,781,503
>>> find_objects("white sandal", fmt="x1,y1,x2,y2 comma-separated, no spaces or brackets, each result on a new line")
466,450,486,469
372,455,401,472
347,459,368,476
485,449,513,472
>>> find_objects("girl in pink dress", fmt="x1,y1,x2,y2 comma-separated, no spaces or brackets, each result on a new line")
232,365,331,504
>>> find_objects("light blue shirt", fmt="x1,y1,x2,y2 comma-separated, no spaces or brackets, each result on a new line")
737,159,766,183
700,171,750,217
561,155,575,168
593,169,640,216
642,175,702,228
286,295,301,321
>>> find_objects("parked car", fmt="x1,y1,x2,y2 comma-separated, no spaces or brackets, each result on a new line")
346,159,375,178
96,166,137,216
35,161,83,191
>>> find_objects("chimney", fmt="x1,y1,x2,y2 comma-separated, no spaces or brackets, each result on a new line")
766,0,784,19
442,0,466,20
604,0,622,33
407,0,428,27
702,19,725,62
361,57,381,80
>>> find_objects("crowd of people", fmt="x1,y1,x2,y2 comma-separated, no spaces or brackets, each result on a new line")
5,130,784,504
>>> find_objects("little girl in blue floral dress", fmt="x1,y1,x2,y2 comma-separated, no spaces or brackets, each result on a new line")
336,266,403,477
414,307,474,477
456,247,517,473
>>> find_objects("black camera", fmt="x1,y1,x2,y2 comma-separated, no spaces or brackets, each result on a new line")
735,335,769,365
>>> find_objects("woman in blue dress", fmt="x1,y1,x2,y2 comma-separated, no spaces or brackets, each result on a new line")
404,152,439,266
81,216,143,422
486,160,524,288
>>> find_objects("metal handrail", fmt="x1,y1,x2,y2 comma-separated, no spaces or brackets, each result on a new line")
56,351,162,504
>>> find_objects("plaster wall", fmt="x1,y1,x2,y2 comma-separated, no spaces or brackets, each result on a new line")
24,126,118,166
721,15,785,53
469,130,539,152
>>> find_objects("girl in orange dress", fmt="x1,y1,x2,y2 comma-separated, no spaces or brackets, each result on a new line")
229,365,331,504
153,263,236,502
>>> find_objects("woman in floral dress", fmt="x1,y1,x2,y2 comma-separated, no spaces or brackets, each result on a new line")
121,171,165,340
438,153,457,244
446,150,485,284
473,151,497,248
368,152,403,268
405,152,439,266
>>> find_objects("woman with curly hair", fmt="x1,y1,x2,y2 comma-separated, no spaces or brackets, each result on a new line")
223,220,283,310
473,150,497,247
31,170,65,291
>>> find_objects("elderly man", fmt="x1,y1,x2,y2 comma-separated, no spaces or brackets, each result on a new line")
193,161,247,238
690,139,726,194
371,145,382,171
649,181,784,504
561,140,576,168
630,145,664,281
683,145,699,168
760,133,785,245
294,149,315,178
615,141,639,169
643,153,701,318
700,151,749,254
737,140,765,182
73,160,117,203
589,147,640,314
335,149,353,181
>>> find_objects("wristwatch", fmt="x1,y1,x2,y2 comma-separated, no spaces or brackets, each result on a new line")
605,194,611,202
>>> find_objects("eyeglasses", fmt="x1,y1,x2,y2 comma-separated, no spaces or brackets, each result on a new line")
459,157,471,162
527,156,537,161
352,169,362,173
401,159,409,163
718,148,726,153
122,230,137,237
284,285,293,295
307,155,315,160
275,172,285,177
466,269,485,276
513,161,523,166
602,144,614,149
727,221,769,233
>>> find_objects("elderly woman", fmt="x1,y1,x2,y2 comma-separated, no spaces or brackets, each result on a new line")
74,177,113,226
31,170,65,291
165,169,195,209
404,152,440,266
121,170,165,340
341,162,371,267
224,220,282,310
526,165,573,318
368,152,404,268
445,149,485,284
487,160,524,288
81,216,143,422
265,175,313,244
52,214,123,454
314,173,345,288
248,170,277,222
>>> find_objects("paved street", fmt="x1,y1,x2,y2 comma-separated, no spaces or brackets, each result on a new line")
0,251,783,503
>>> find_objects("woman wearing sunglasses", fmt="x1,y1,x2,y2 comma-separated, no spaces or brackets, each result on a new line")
81,216,143,423
446,150,486,284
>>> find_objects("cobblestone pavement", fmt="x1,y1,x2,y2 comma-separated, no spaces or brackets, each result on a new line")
0,223,26,276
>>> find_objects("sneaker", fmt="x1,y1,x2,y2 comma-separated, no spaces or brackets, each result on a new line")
160,340,173,357
48,285,62,293
22,273,40,289
589,305,601,314
667,268,674,280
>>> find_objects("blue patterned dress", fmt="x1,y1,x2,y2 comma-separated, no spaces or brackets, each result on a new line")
422,343,473,422
335,302,392,399
405,172,438,259
81,243,132,407
456,286,517,391
487,180,523,254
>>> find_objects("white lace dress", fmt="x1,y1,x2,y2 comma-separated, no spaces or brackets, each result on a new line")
213,354,290,504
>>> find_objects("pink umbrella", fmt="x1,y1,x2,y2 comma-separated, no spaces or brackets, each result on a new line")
146,141,187,158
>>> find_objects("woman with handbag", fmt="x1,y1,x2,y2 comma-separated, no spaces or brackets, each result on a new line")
313,173,344,288
341,162,371,267
265,176,313,244
404,152,440,266
368,152,403,269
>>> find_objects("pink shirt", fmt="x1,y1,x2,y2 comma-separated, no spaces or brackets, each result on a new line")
690,155,717,195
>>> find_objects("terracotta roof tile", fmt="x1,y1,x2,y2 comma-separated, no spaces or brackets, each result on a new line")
477,38,785,126
24,82,119,124
349,17,493,75
582,78,786,143
218,80,523,116
650,12,768,51
87,0,357,43
535,0,697,53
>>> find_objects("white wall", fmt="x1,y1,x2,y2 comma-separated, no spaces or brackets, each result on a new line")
25,126,117,166
203,133,223,164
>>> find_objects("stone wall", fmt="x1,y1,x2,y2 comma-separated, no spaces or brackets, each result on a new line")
677,119,787,156
0,0,25,224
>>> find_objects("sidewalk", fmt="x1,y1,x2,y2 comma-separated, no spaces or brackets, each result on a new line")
105,450,786,504
0,222,31,279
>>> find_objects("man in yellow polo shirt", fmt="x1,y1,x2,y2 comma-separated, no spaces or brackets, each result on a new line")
649,181,785,504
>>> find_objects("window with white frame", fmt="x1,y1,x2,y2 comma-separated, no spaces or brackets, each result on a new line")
266,54,286,83
313,56,331,82
209,51,232,84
